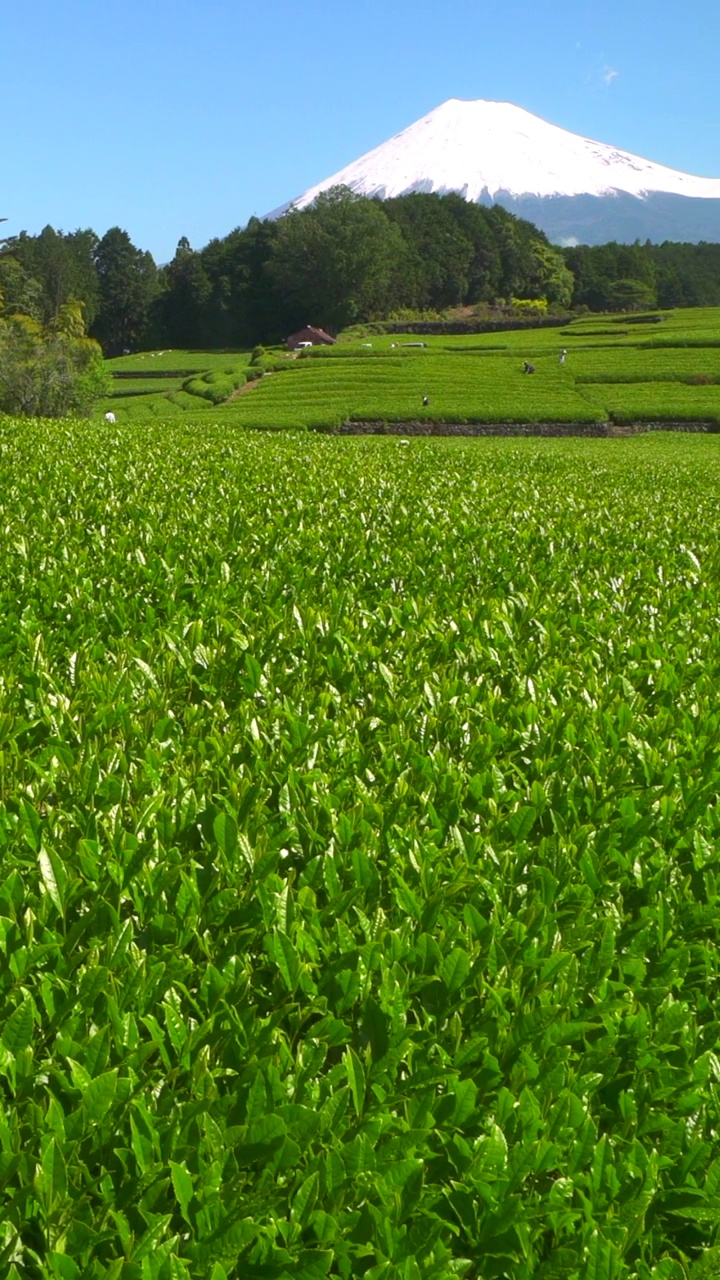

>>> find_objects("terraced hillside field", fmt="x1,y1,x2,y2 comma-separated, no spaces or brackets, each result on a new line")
101,308,720,431
1,419,719,1278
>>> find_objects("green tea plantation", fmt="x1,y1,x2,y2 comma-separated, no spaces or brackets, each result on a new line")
101,308,720,430
0,419,719,1280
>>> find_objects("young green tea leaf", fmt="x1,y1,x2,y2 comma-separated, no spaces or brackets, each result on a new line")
213,811,238,861
2,999,34,1054
273,929,300,993
38,848,64,915
509,805,537,841
170,1160,194,1223
344,1046,366,1117
292,1172,319,1226
83,1069,118,1122
442,948,470,994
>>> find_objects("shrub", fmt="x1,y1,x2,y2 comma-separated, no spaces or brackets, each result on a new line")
0,315,110,417
511,297,549,315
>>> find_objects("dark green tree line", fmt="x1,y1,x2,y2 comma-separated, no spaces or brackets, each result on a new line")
158,188,576,346
0,226,100,327
3,202,720,358
269,188,409,333
562,241,720,310
0,224,159,354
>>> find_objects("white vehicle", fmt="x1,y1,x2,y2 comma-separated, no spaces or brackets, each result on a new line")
295,340,313,349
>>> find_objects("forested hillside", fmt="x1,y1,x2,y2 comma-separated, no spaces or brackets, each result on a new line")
564,241,720,311
2,190,720,355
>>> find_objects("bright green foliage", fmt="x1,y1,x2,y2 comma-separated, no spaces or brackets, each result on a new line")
1,423,719,1278
210,350,606,428
180,368,248,405
111,377,190,396
601,382,720,423
0,314,110,417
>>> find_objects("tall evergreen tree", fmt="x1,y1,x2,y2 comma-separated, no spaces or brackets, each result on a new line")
0,226,99,327
155,238,212,348
197,217,282,347
92,228,158,355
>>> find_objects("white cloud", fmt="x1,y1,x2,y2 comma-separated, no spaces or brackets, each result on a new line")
602,65,619,86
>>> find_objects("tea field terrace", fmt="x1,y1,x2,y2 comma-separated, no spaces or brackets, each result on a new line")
100,308,720,432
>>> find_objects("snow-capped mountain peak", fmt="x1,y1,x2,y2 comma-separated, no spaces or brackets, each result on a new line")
283,97,720,210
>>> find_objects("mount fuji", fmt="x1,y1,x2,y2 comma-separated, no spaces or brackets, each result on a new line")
274,99,720,245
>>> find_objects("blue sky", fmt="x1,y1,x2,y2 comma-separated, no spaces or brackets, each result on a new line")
3,0,719,262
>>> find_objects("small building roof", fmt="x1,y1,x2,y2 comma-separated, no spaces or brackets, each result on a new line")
287,325,336,347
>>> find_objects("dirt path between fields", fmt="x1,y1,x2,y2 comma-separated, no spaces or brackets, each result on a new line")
227,378,263,401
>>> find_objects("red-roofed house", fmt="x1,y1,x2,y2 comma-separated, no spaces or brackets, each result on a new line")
287,325,336,350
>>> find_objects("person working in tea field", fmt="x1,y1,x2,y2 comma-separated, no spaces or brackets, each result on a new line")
523,361,535,374
559,349,567,365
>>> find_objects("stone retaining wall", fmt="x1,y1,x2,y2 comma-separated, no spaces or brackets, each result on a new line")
382,316,572,336
322,420,717,438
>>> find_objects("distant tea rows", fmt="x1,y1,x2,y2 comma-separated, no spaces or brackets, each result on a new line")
103,306,720,432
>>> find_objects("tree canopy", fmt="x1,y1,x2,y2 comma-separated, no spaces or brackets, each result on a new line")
0,230,109,418
92,228,159,356
151,189,582,346
3,199,720,359
0,309,109,418
269,187,408,333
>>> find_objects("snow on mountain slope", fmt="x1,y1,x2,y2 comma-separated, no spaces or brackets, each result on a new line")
285,99,720,211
